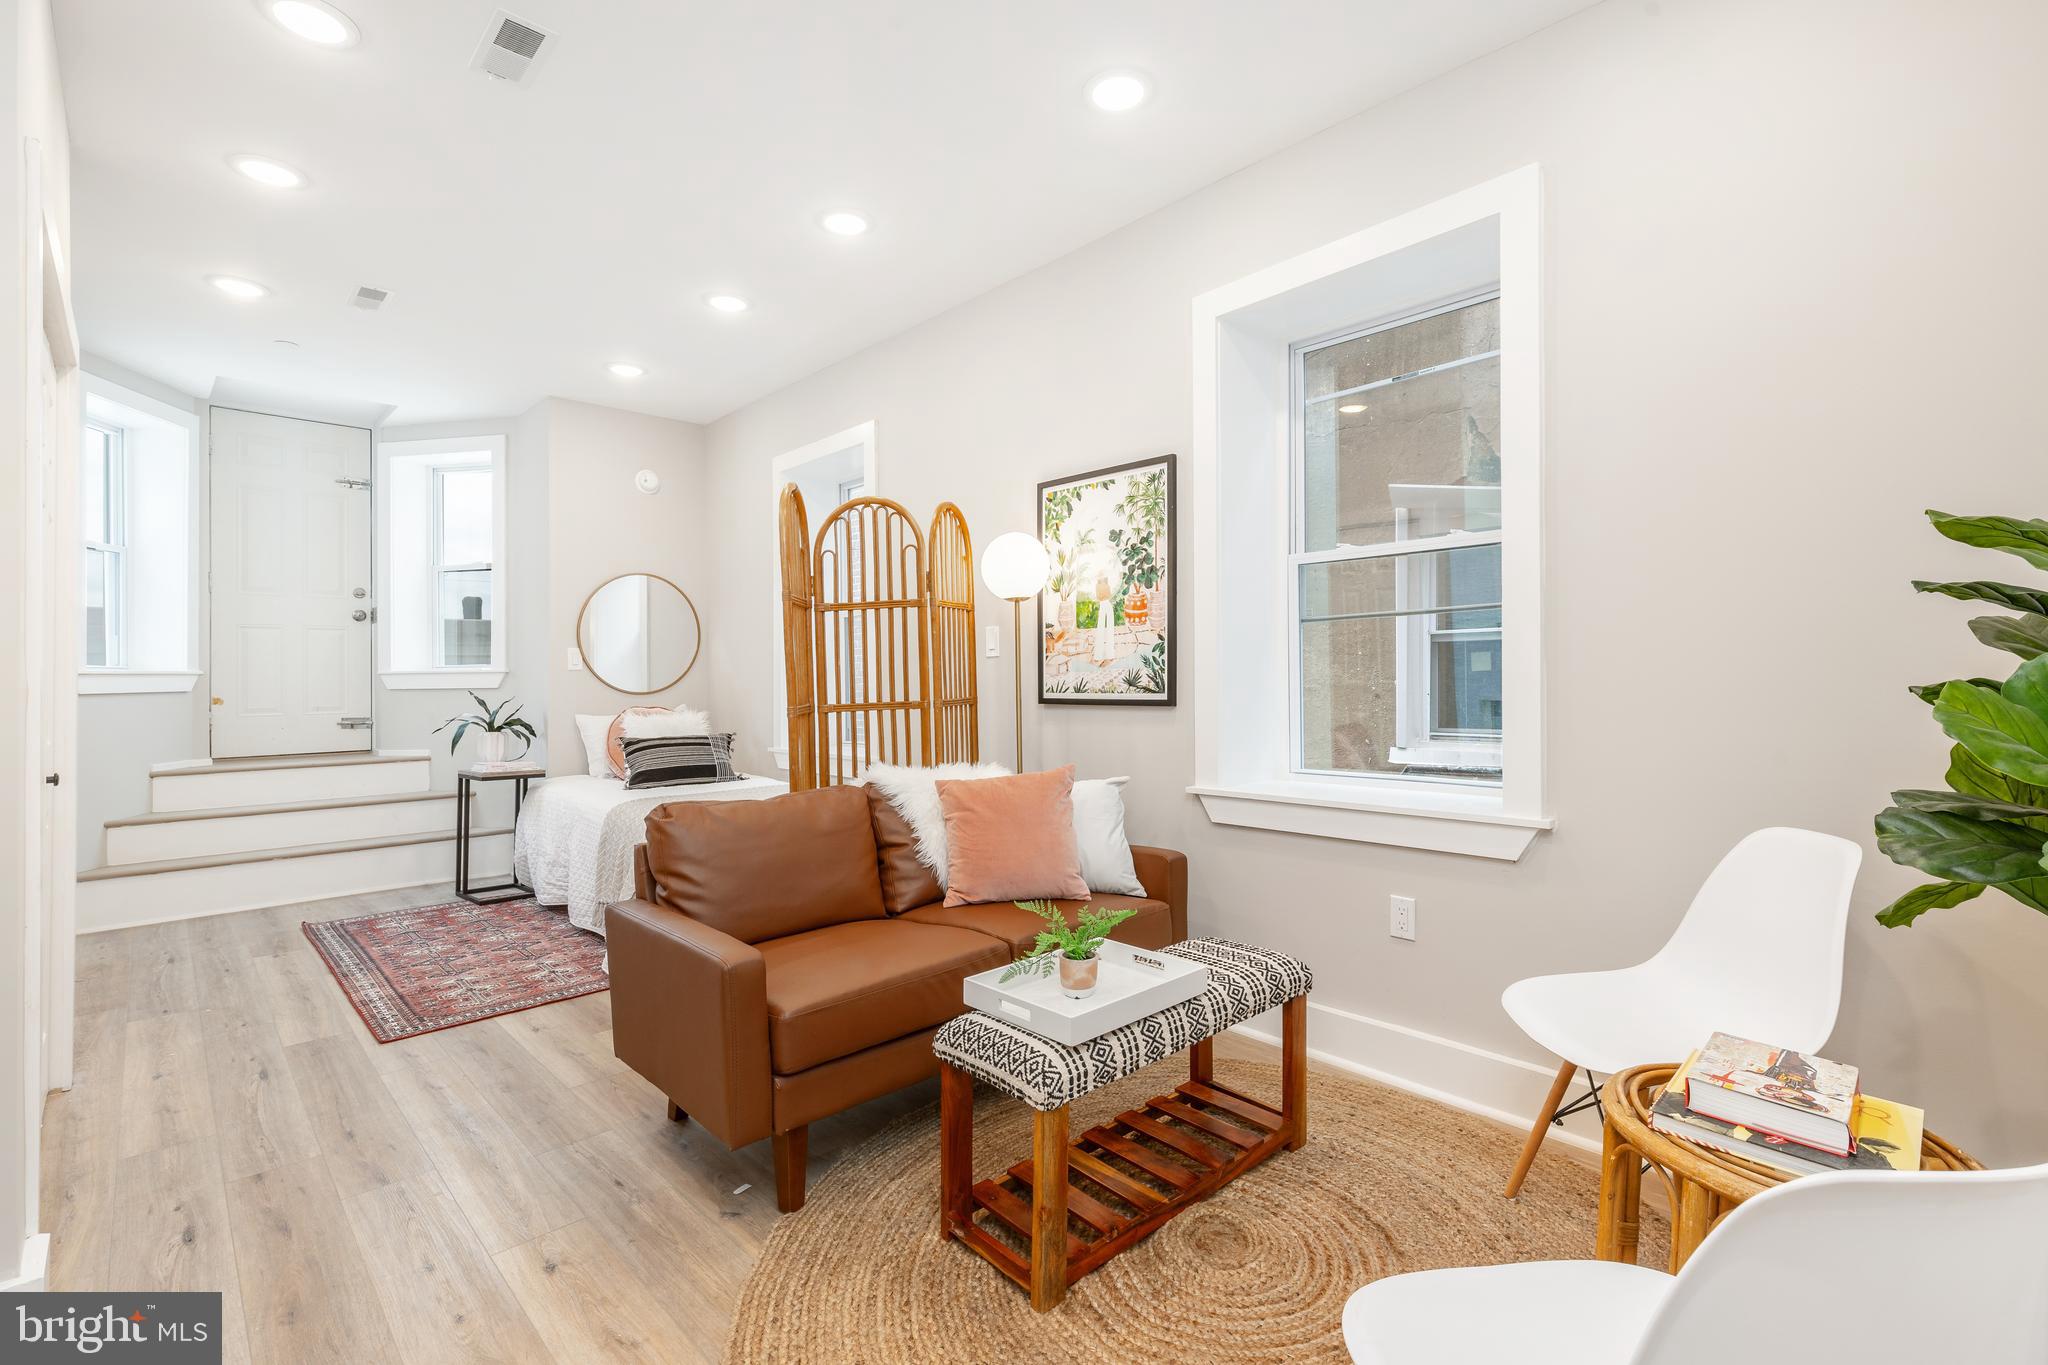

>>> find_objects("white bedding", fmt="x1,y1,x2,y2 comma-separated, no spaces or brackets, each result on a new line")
513,772,788,934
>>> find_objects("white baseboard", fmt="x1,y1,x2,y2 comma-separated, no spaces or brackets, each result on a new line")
1,1232,50,1291
1230,996,1602,1156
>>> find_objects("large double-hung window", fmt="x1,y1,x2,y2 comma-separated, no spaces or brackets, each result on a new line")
1292,295,1503,783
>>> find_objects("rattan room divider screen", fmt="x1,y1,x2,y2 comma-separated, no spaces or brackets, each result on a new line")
777,487,980,790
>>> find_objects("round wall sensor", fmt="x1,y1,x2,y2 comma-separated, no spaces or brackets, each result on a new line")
635,469,662,495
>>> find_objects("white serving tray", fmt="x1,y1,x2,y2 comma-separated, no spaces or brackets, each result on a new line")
962,940,1209,1046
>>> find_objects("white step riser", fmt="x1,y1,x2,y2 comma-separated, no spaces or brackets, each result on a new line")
151,760,431,813
106,798,467,866
78,834,513,933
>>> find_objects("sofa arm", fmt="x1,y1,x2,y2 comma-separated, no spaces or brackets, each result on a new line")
604,897,773,1149
1130,845,1188,943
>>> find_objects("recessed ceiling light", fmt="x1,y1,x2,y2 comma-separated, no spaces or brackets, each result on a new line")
1338,403,1367,414
607,362,645,378
706,294,749,314
229,154,306,189
208,275,269,300
820,211,869,237
264,0,359,48
1088,71,1150,112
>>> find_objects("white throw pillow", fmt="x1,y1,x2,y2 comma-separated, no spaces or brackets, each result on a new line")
619,707,712,740
860,761,1011,890
1071,776,1145,896
574,713,618,778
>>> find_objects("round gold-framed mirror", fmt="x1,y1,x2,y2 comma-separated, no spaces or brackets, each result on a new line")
575,573,702,695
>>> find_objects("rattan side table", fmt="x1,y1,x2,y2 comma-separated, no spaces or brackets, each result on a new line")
1596,1062,1983,1272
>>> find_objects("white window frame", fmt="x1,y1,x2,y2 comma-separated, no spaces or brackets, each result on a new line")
429,463,494,668
375,434,509,689
1188,166,1550,860
1287,296,1506,781
80,420,126,671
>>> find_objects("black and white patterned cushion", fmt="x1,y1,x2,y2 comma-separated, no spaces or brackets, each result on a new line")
619,732,737,788
932,938,1313,1112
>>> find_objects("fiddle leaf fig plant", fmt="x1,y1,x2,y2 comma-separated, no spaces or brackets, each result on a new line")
998,900,1140,982
1876,511,2048,926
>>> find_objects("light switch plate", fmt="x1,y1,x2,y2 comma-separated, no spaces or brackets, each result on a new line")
985,625,1001,658
566,647,584,671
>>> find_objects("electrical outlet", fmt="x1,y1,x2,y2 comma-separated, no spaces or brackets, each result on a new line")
985,625,1001,658
1389,895,1416,941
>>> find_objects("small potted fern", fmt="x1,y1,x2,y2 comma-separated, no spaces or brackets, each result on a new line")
998,900,1140,999
433,691,536,765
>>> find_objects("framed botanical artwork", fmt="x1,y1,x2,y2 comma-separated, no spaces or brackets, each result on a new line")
1037,454,1175,705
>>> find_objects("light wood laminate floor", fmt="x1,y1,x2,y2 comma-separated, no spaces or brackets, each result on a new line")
41,883,954,1365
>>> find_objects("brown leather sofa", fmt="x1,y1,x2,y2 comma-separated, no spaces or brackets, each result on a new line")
606,783,1188,1212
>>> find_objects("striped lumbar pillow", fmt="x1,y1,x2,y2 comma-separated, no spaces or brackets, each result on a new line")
619,733,738,789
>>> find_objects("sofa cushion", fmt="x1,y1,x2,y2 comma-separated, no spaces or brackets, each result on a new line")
899,894,1173,956
643,785,885,944
864,782,944,915
758,920,1007,1073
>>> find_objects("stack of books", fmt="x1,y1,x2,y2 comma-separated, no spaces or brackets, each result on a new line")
1650,1032,1924,1177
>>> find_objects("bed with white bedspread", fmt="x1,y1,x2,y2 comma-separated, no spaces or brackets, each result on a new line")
513,772,788,933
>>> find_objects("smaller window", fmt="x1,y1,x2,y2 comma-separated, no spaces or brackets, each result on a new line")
81,423,126,668
432,466,494,667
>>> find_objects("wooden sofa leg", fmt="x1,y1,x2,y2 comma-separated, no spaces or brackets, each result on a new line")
773,1126,809,1213
666,1100,687,1123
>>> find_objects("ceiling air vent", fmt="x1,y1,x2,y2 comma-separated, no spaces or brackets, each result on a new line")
351,286,389,311
470,11,555,83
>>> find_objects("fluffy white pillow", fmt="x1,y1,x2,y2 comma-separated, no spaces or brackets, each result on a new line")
574,713,618,778
860,761,1011,889
619,707,711,740
1071,776,1145,896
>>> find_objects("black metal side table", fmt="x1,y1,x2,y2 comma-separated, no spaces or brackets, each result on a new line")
455,763,544,904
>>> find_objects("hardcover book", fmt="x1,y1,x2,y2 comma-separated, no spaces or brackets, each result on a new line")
1657,1051,1919,1176
1684,1032,1861,1156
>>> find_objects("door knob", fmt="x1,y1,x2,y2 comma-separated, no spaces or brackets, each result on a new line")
352,609,368,621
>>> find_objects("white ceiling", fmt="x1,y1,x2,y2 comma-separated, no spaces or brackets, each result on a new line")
57,0,1593,426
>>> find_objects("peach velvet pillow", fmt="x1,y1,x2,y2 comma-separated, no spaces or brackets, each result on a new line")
934,765,1090,907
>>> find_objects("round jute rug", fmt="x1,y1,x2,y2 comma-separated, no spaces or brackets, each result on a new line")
727,1055,1666,1363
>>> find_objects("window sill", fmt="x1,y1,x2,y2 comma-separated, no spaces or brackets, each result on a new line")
1187,779,1552,860
768,745,790,772
380,669,507,691
78,670,201,695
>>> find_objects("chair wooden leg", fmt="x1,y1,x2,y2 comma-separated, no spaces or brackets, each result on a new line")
1504,1059,1578,1199
773,1125,809,1213
666,1100,687,1123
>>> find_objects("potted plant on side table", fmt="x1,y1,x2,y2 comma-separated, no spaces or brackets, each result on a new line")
434,691,537,765
998,899,1140,999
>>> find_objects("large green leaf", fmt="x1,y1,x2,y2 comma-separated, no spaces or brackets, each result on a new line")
1889,788,2048,822
1969,614,2048,660
1873,807,2048,884
1932,679,2048,785
1946,743,2048,804
1914,579,2048,615
1876,880,1985,928
1997,879,2048,914
1927,510,2048,571
2003,652,2048,715
1910,677,2005,705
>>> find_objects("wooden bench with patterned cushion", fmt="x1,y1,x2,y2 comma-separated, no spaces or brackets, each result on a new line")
933,937,1314,1310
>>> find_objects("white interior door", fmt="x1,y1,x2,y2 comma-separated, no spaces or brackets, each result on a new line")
210,408,373,758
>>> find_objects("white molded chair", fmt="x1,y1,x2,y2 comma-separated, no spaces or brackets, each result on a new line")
1344,1161,2048,1364
1500,827,1861,1197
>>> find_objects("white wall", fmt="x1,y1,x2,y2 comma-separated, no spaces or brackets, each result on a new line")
703,0,2048,1164
541,398,714,774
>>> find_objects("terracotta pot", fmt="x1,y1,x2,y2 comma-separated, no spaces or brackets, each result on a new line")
1059,954,1099,999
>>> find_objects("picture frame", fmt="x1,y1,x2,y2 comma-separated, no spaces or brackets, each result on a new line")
1036,454,1176,706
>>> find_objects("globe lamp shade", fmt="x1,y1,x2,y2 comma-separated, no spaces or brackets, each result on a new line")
980,532,1050,601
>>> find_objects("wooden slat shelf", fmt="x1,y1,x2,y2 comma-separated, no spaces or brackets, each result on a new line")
945,1060,1302,1310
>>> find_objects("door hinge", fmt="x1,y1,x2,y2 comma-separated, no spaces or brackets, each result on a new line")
334,476,371,490
337,717,373,730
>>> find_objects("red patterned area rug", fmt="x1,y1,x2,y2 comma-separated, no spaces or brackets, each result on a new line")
303,898,608,1043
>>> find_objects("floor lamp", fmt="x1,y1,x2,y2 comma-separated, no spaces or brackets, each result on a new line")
979,532,1050,770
